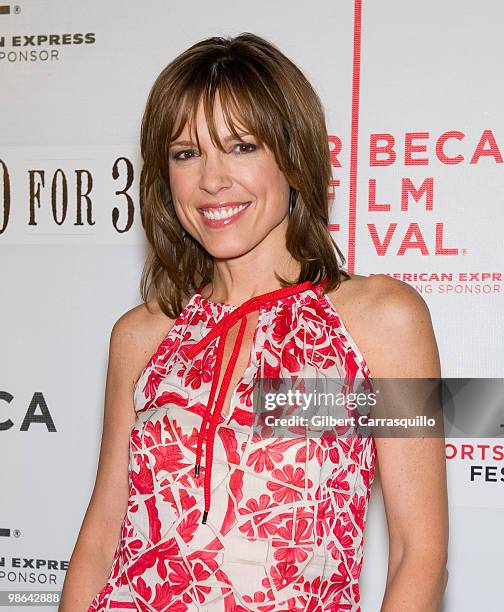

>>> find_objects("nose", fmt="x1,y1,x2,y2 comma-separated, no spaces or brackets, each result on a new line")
198,149,233,194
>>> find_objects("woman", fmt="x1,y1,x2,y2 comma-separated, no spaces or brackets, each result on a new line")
60,33,448,611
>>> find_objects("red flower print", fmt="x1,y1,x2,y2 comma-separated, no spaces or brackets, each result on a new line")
294,438,324,465
349,492,366,531
156,389,189,410
338,435,365,464
267,465,312,504
156,335,184,369
145,495,161,545
167,559,211,598
143,367,165,402
151,441,189,481
325,469,351,508
242,589,276,610
247,438,297,473
272,516,313,563
130,575,152,604
327,517,355,563
259,342,281,378
238,494,281,539
126,538,180,581
150,580,177,610
271,302,295,341
185,348,215,390
281,337,304,373
309,571,354,610
269,561,299,591
314,498,335,545
131,455,153,494
124,536,143,561
168,561,192,594
176,507,200,543
130,425,143,451
327,561,353,596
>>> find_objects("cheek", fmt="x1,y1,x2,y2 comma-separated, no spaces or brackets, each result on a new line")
253,159,280,181
247,162,289,199
168,175,201,227
172,203,197,234
168,167,192,199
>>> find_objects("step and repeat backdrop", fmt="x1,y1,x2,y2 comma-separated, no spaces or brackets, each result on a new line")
1,1,503,610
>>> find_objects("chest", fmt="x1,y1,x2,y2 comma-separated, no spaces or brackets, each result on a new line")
208,309,261,418
135,293,368,421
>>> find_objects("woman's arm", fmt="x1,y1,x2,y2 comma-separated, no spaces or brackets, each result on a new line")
364,276,449,611
59,303,172,611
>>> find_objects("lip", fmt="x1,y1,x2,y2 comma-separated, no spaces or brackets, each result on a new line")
198,201,252,228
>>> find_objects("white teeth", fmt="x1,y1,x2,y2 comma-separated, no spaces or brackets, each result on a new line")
201,203,249,220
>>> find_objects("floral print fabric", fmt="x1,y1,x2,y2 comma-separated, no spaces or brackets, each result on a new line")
87,285,376,611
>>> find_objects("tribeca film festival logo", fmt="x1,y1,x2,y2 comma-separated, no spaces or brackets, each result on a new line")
329,130,503,296
329,129,504,258
0,5,96,63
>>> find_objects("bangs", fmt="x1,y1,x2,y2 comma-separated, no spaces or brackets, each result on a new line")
168,63,283,155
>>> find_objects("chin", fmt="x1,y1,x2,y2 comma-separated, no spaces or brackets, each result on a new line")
204,245,252,260
200,235,258,259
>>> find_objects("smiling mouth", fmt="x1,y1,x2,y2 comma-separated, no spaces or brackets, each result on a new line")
199,202,251,221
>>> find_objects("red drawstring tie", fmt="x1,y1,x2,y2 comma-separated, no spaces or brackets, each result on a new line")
184,277,328,524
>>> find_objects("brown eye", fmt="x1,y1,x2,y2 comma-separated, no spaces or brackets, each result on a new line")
172,150,198,161
233,143,257,154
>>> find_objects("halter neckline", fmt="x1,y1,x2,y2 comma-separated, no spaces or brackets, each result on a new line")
195,277,328,310
187,276,329,524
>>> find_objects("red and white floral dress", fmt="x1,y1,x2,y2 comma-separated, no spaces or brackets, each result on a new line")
87,277,376,612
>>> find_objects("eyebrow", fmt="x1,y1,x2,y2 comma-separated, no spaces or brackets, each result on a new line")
169,131,252,147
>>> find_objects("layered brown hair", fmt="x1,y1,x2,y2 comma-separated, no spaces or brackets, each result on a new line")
139,32,350,318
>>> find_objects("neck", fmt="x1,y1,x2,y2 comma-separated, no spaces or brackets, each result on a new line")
202,253,302,306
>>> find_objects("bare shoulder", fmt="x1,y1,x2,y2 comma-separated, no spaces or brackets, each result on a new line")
110,298,178,389
325,273,440,378
362,273,436,334
362,273,430,315
327,272,426,310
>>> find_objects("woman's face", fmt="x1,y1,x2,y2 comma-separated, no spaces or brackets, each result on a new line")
168,95,290,259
